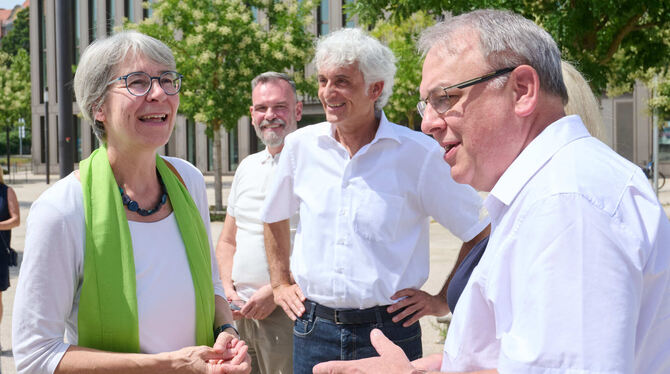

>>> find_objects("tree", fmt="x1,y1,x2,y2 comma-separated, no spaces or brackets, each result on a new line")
0,7,30,58
370,11,434,129
0,49,31,159
349,0,670,96
133,0,317,211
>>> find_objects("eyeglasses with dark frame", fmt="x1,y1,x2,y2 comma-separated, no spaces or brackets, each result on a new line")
107,71,183,97
417,67,516,118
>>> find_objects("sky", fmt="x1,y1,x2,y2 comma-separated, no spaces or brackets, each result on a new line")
0,0,24,10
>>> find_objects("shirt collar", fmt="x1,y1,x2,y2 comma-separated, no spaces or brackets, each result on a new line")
318,110,402,145
485,115,590,214
259,147,279,165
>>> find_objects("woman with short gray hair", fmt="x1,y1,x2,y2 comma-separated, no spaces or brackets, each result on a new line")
12,30,250,374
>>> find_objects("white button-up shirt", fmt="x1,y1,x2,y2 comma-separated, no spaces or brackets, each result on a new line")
262,112,488,309
227,149,298,301
441,115,670,373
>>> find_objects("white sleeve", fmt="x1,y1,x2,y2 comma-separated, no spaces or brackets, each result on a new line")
261,137,299,223
418,145,488,242
12,179,84,374
496,194,641,373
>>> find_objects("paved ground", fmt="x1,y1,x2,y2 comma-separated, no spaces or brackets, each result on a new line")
1,169,669,373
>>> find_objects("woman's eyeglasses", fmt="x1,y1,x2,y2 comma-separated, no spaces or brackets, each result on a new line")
107,71,183,97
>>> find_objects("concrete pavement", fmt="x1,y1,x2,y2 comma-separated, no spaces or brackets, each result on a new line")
2,169,669,373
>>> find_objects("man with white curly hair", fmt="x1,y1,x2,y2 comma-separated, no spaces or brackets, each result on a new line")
261,28,489,373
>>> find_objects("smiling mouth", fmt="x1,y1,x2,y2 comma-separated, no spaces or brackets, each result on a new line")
445,143,458,153
326,103,345,109
140,114,167,122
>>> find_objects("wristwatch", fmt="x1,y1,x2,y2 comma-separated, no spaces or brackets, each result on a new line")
214,323,239,339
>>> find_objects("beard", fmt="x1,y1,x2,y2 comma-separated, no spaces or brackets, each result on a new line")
254,118,288,148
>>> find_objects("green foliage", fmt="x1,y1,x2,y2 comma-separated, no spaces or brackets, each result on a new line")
0,49,32,133
0,7,30,58
370,12,433,129
131,0,317,133
350,0,670,97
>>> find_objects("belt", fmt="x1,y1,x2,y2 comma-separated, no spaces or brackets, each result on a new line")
305,300,397,325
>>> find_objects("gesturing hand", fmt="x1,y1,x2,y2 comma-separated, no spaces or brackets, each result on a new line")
272,283,306,320
209,332,251,374
240,284,277,320
312,329,416,374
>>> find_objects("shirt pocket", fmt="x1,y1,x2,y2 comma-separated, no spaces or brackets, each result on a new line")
353,190,405,242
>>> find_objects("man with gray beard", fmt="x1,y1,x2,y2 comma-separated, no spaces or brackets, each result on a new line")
215,72,302,374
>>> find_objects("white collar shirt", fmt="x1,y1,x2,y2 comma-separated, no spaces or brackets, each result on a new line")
261,111,489,309
441,115,670,373
227,148,298,301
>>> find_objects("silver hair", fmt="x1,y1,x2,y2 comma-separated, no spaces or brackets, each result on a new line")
314,28,397,111
419,9,568,103
251,72,298,101
73,30,176,142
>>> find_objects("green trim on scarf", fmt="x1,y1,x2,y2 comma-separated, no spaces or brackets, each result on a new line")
79,146,214,352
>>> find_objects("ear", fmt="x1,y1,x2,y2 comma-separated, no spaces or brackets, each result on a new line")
510,65,539,117
295,101,303,122
249,105,254,119
94,105,106,123
367,81,384,102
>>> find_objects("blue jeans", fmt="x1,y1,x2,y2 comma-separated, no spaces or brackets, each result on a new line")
292,305,422,374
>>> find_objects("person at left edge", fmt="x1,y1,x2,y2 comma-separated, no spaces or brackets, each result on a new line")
0,165,20,349
11,30,250,374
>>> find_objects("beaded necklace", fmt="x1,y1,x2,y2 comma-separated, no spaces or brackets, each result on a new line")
119,170,168,216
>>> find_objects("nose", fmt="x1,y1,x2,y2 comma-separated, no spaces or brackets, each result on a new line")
420,105,444,136
265,106,278,121
145,78,167,101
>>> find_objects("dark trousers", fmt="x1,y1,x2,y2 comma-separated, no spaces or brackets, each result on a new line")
292,301,422,374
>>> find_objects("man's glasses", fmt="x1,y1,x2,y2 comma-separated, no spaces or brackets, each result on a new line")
107,71,183,97
417,67,516,118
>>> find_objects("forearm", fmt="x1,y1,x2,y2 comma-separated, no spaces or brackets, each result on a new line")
214,216,237,294
263,220,292,287
55,346,172,373
0,216,20,230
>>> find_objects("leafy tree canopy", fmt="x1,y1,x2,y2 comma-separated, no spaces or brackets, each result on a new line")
0,49,31,130
370,11,434,129
349,0,670,96
132,0,317,133
0,7,30,59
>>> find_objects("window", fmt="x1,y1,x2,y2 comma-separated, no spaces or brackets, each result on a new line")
186,118,196,165
106,0,116,35
317,0,329,36
39,0,46,103
660,120,670,162
124,0,134,22
342,0,355,28
228,128,239,171
40,116,46,163
73,0,81,65
89,0,98,42
143,0,153,19
74,116,82,162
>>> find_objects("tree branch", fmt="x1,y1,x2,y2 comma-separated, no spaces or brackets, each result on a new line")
601,12,644,65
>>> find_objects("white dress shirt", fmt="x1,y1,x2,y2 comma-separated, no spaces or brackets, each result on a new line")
262,112,488,309
441,115,670,373
12,157,225,374
227,148,298,301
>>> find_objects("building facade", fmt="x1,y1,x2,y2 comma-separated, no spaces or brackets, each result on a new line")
28,0,668,175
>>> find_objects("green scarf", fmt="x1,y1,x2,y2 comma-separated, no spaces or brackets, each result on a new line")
78,146,214,352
